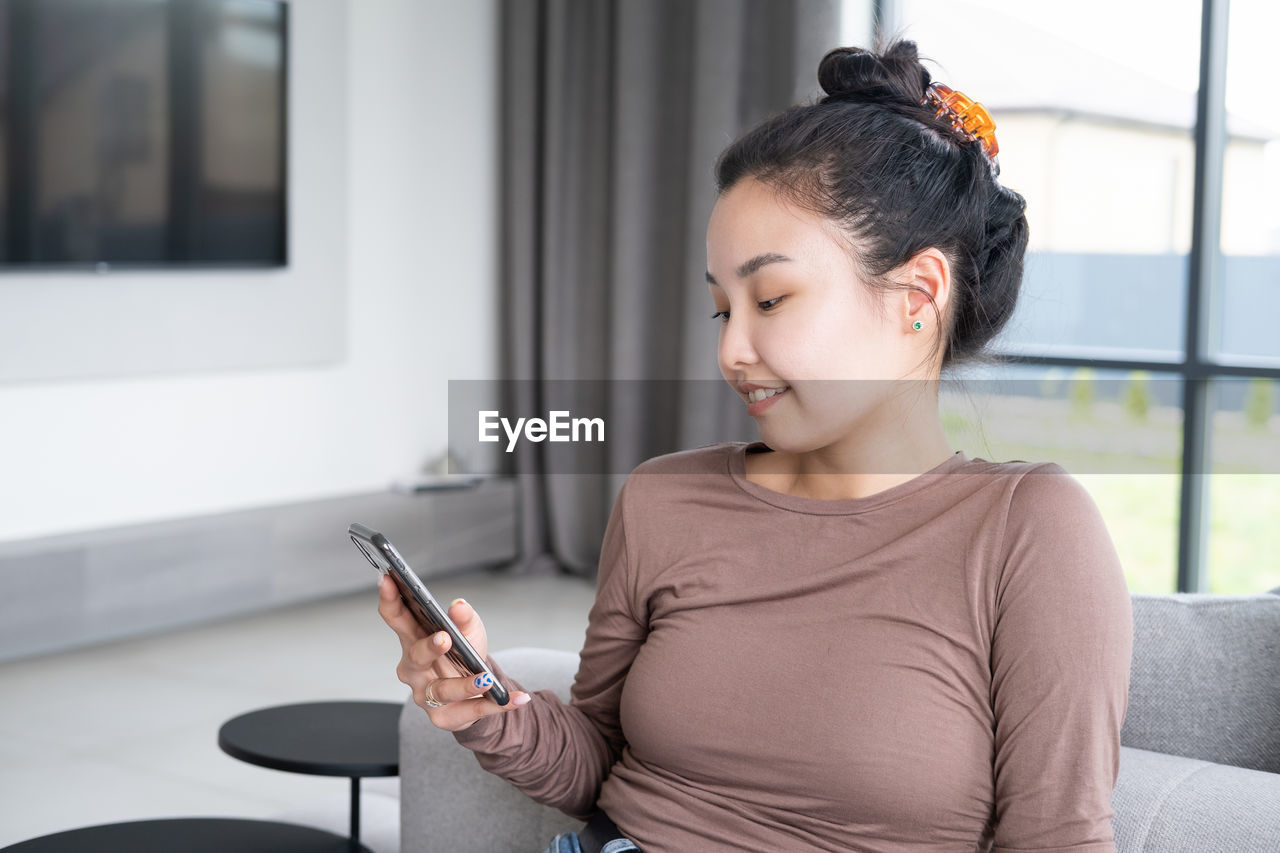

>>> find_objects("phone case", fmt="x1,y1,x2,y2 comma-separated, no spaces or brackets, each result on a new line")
349,522,510,706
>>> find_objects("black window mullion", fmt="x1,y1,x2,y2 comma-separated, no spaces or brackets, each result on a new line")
1180,0,1231,593
871,0,890,44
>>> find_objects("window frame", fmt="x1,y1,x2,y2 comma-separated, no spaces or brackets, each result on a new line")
873,0,1276,592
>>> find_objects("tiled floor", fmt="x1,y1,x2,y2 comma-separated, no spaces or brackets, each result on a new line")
0,567,598,851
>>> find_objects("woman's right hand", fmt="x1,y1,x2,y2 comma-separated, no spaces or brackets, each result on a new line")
377,574,530,731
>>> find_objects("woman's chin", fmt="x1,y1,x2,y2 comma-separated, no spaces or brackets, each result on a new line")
754,414,861,456
752,424,817,455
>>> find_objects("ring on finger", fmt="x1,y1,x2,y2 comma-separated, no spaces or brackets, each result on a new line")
423,680,446,709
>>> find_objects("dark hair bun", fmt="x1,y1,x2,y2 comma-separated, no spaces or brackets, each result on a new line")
969,183,1030,345
817,42,931,109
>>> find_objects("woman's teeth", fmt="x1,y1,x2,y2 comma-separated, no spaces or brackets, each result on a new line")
748,387,787,402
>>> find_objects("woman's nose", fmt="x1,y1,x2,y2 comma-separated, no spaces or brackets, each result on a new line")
718,315,759,372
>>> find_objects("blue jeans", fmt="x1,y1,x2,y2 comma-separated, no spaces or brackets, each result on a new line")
540,832,640,853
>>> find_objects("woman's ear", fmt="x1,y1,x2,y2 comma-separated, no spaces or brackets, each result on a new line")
901,247,951,328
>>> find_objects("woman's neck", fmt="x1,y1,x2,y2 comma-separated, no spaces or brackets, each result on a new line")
746,416,955,502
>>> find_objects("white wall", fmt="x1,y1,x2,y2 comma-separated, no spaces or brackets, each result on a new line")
0,0,499,542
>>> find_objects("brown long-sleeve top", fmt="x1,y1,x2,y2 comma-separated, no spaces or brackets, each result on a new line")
455,441,1134,852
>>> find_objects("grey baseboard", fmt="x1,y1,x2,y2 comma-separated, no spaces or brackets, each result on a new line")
0,479,518,662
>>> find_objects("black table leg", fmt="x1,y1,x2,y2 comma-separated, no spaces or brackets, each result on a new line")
349,776,361,841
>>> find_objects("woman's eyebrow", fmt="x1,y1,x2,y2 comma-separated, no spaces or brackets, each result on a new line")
705,252,793,286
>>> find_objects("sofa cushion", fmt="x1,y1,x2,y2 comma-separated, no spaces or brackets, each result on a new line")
1114,746,1280,852
1123,593,1280,774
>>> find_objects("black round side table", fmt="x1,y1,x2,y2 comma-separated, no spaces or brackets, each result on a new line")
217,701,401,843
0,817,372,852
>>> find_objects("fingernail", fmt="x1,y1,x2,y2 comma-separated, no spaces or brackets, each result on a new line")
432,633,447,647
473,673,493,690
512,692,531,706
449,598,466,609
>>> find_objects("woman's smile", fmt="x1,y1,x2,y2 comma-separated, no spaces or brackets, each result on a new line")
744,386,789,415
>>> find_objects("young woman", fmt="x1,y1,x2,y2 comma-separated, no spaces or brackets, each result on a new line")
379,41,1133,853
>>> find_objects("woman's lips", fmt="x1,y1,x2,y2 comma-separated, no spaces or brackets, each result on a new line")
745,386,788,415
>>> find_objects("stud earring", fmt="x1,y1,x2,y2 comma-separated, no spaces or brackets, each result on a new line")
912,321,923,331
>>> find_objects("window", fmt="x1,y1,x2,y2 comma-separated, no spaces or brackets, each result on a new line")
843,0,1280,593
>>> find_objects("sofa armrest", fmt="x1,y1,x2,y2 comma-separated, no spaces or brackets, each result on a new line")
1114,746,1280,852
399,647,582,853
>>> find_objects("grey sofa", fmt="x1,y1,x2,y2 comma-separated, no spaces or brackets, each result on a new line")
400,591,1280,852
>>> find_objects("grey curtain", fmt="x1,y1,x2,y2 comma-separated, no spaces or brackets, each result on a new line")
499,0,843,575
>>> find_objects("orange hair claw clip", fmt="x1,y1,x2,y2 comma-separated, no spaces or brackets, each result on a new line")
921,82,999,160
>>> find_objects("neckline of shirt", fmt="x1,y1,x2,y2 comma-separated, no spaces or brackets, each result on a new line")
725,440,972,515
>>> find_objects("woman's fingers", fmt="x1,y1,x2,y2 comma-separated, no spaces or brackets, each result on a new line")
415,674,532,732
446,598,489,661
430,694,532,731
379,581,518,732
425,671,501,704
395,632,458,688
376,575,427,646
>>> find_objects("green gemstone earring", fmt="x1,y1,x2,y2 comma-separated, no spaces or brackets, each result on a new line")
912,321,923,331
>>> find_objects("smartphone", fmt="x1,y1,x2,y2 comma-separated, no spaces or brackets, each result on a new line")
349,522,510,706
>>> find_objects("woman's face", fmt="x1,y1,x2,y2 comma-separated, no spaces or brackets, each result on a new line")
705,176,935,453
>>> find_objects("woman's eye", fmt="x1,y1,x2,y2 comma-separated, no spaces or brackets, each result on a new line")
710,298,782,324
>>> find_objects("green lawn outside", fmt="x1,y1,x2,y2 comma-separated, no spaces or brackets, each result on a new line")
942,394,1280,595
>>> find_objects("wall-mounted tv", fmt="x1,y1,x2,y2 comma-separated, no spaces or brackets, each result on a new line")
0,0,287,270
